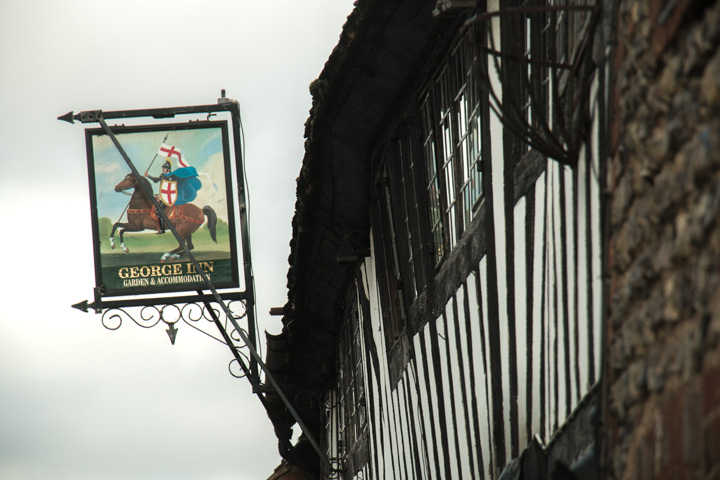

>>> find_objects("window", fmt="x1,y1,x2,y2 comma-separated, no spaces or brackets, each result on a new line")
474,0,596,163
421,29,484,264
371,164,405,347
520,0,595,145
394,126,428,298
371,120,435,348
421,94,445,264
455,40,484,234
324,282,368,475
552,0,594,66
368,24,487,350
382,125,430,303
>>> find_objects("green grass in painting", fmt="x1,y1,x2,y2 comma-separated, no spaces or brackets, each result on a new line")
101,250,230,267
98,216,233,264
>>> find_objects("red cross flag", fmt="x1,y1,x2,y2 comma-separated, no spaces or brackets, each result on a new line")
157,143,189,168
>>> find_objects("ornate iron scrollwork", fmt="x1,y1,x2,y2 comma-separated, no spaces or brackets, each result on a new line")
98,299,253,377
464,3,601,166
101,305,163,330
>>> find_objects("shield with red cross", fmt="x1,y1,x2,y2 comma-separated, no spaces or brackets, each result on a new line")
159,179,178,206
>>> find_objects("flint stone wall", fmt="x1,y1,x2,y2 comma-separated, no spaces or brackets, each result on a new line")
608,0,720,478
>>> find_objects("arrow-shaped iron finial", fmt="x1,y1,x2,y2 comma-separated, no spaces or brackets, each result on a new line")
166,323,178,345
58,111,75,124
71,300,89,313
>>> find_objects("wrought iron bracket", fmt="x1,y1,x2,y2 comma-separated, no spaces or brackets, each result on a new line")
63,96,332,470
463,4,602,165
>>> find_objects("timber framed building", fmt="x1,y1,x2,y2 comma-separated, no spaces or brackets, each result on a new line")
264,0,720,479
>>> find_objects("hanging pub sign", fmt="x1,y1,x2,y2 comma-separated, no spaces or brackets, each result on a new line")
85,121,240,297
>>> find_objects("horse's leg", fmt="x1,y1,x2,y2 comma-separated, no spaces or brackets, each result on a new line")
161,230,186,262
164,234,194,262
119,229,130,253
161,223,190,262
109,222,124,249
161,243,185,262
118,224,145,253
110,222,134,250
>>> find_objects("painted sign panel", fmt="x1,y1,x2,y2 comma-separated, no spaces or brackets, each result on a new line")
85,121,239,297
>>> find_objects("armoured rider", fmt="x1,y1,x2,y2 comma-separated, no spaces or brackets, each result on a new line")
144,160,172,234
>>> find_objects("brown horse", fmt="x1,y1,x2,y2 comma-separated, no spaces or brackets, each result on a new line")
110,173,217,262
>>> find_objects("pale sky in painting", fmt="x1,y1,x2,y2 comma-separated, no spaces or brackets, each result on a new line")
0,1,355,479
90,126,228,221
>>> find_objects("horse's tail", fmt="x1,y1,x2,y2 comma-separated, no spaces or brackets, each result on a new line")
203,206,218,243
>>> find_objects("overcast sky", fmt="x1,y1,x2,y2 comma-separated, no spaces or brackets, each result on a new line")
0,1,354,479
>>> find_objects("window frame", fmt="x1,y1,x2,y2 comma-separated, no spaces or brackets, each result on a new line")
420,27,486,266
324,280,369,474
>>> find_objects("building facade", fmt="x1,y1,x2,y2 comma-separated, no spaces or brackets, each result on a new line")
264,0,720,479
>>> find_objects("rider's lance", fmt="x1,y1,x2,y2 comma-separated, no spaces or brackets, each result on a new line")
144,133,170,175
117,133,169,224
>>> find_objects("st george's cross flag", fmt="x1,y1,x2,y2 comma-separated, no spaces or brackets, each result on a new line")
155,142,201,206
157,143,189,168
155,140,218,202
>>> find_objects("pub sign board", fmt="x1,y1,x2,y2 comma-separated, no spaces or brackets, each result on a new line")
85,121,240,297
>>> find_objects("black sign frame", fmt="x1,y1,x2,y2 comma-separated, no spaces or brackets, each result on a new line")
85,120,241,300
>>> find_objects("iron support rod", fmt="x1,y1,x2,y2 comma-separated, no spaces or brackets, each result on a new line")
229,107,259,385
75,104,237,123
198,291,304,473
96,292,246,310
199,290,254,379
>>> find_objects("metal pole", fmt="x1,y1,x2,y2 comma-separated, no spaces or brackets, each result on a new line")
229,105,259,386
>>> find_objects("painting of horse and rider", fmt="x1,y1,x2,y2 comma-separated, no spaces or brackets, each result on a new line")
86,122,239,295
